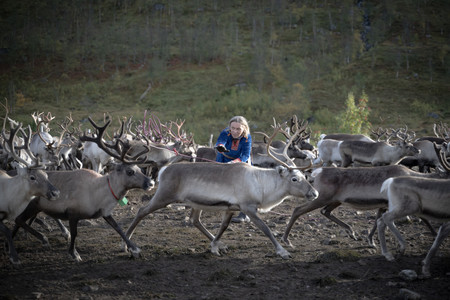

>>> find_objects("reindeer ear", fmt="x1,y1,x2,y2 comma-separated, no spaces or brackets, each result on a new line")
276,165,289,176
108,162,120,172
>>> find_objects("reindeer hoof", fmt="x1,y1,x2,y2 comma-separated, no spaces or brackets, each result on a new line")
130,247,141,258
210,248,221,256
9,257,21,266
120,241,128,253
367,239,377,249
421,262,432,278
277,248,292,259
70,251,82,262
281,237,295,249
40,236,50,247
62,233,71,241
42,238,51,248
383,252,395,262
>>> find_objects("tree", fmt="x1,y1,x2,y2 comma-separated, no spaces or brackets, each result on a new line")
337,92,371,134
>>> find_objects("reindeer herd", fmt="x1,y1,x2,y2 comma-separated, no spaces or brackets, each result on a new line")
0,109,449,278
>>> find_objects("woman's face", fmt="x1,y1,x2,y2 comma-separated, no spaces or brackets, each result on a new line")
230,121,244,139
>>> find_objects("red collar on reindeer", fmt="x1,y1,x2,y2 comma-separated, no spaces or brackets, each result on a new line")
107,176,128,206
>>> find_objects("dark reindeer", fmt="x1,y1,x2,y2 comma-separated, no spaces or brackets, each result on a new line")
12,117,154,262
339,127,420,167
281,162,448,249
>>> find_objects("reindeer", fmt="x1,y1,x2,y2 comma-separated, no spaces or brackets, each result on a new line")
54,113,83,170
252,118,310,168
124,122,318,259
126,118,197,178
1,122,60,264
195,146,217,162
29,112,60,167
314,128,388,167
339,127,420,167
313,138,343,167
281,162,448,249
12,117,154,262
377,143,450,277
321,133,375,143
82,139,114,174
400,123,450,172
399,139,443,172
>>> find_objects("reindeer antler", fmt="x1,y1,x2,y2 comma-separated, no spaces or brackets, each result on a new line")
386,125,414,143
433,142,450,171
1,98,9,132
80,117,148,164
371,127,388,142
2,122,41,168
434,122,449,140
56,113,76,147
259,120,311,170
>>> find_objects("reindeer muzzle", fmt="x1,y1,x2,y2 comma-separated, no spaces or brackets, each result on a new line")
47,188,60,201
306,188,319,201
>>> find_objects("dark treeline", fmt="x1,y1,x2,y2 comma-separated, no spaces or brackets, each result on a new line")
3,1,447,80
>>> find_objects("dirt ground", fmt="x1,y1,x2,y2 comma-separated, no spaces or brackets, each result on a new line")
1,188,449,300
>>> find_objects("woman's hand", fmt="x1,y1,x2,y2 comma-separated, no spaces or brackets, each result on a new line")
215,144,229,153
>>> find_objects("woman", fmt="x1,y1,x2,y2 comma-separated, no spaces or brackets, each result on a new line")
215,116,252,164
215,116,252,223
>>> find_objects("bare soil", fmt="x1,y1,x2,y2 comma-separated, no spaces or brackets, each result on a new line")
1,188,449,300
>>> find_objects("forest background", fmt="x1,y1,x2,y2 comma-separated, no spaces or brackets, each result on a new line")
0,0,449,144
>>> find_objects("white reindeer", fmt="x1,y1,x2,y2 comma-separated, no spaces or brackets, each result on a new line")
1,122,60,264
29,112,60,167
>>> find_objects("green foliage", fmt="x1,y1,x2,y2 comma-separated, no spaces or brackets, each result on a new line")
410,99,435,116
211,86,273,121
337,92,371,135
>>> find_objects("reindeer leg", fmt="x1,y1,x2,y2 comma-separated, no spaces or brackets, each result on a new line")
52,218,70,241
420,217,437,236
124,192,170,252
13,217,50,248
320,202,357,239
422,222,450,278
376,214,394,261
367,208,385,248
209,212,233,256
282,198,331,248
189,209,214,241
13,206,50,247
0,221,20,265
68,218,82,262
31,217,53,232
243,206,291,259
45,217,70,241
103,215,141,258
62,155,73,170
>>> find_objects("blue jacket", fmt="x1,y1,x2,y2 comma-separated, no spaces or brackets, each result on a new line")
215,128,252,163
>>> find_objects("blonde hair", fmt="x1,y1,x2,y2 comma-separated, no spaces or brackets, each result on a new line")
229,116,250,138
